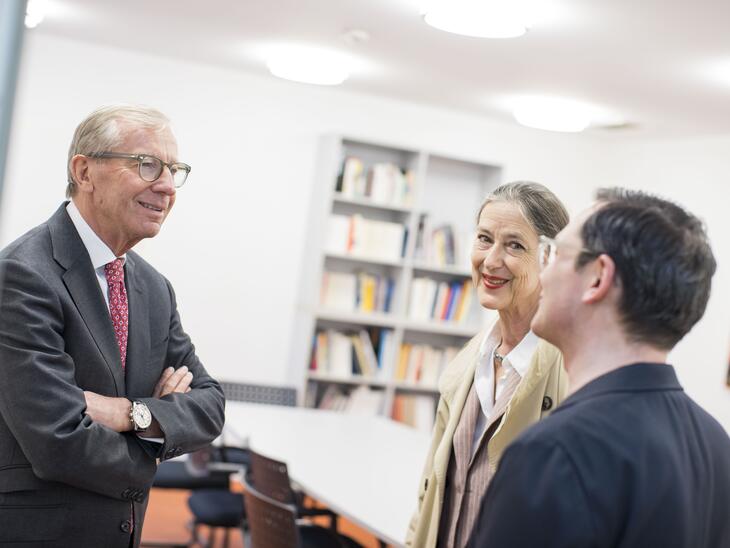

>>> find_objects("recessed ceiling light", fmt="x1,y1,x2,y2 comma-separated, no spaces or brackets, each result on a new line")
422,0,528,39
512,97,594,132
25,0,47,29
266,46,351,86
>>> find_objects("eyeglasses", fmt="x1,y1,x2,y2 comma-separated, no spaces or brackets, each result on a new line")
538,235,599,271
89,152,191,188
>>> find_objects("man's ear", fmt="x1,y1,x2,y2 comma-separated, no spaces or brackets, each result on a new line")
68,154,93,193
582,254,616,304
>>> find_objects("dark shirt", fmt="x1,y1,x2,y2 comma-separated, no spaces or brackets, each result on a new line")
468,363,730,548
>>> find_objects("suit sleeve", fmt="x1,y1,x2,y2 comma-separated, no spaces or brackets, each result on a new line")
467,437,599,548
139,278,225,461
0,259,157,500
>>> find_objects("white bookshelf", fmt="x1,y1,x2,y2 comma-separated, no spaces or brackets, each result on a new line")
288,136,502,430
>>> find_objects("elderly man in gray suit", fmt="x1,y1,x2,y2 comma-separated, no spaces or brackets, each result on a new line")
0,105,225,547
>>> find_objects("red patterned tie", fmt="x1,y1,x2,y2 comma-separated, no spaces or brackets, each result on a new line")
104,258,128,370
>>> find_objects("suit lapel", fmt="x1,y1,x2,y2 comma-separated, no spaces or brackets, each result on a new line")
123,255,151,397
50,204,125,396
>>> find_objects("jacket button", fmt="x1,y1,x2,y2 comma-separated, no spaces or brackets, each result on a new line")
542,396,553,411
121,488,131,499
120,520,132,533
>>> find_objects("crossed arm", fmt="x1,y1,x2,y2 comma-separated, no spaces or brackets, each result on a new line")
83,365,194,435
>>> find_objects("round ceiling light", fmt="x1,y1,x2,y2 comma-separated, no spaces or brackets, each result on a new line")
512,97,594,132
423,0,528,39
266,46,351,86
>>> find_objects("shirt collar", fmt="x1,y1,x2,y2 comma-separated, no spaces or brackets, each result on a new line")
66,201,124,269
478,324,538,379
557,363,682,412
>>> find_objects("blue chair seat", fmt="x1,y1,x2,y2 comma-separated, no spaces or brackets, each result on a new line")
187,489,245,528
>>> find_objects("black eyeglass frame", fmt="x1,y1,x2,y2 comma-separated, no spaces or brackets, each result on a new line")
88,152,191,188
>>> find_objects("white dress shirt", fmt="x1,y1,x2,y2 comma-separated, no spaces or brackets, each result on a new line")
67,201,163,443
471,324,539,454
66,201,125,309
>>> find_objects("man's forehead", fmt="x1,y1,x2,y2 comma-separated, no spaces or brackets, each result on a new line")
557,202,602,243
117,124,177,149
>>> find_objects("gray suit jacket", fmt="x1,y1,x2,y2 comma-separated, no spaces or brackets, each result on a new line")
0,204,226,547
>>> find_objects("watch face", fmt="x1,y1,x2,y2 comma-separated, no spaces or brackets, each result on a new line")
133,403,152,429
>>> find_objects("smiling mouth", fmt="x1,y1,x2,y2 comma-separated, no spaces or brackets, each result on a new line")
483,275,509,289
138,201,164,213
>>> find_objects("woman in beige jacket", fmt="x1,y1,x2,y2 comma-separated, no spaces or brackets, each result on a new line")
406,182,569,548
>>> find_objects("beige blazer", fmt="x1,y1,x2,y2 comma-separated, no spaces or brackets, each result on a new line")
405,326,567,548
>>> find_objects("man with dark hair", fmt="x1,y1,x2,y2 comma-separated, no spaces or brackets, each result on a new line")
468,188,730,547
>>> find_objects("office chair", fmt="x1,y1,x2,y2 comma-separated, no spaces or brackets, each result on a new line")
185,445,250,548
242,476,361,548
248,449,338,531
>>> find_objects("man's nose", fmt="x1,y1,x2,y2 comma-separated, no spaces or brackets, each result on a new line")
152,167,176,195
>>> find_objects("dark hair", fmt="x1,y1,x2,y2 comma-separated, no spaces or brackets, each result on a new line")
477,181,569,238
577,188,716,349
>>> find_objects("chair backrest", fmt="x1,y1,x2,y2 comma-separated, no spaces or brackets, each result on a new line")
243,477,301,548
249,449,296,505
220,381,297,406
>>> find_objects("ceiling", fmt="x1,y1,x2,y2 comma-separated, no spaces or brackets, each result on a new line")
31,0,730,138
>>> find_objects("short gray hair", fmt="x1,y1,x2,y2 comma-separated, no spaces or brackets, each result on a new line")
477,181,569,238
66,104,171,198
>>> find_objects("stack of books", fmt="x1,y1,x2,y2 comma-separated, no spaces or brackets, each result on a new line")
336,156,415,207
392,395,436,432
320,272,395,313
326,213,407,262
414,214,473,269
318,385,384,416
310,328,394,379
408,278,474,323
394,344,461,387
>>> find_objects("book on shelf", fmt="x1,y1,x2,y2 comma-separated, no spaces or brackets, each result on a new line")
336,156,414,207
325,213,406,262
317,385,384,416
392,394,436,432
345,385,384,416
408,277,474,323
310,328,394,379
320,271,395,313
414,214,473,270
394,343,460,387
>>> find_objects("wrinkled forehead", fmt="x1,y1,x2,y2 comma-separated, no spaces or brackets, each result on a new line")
477,200,537,239
117,122,178,151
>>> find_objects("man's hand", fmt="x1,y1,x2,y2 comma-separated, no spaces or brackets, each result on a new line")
140,367,194,437
83,392,133,432
153,366,194,398
83,367,193,435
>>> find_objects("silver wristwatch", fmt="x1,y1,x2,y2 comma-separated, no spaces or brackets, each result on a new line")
129,401,152,431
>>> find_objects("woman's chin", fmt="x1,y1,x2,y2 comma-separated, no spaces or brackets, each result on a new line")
477,293,504,311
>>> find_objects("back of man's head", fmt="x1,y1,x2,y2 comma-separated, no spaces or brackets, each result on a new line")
577,188,716,350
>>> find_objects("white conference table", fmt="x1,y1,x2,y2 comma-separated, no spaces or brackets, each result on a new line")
223,401,431,547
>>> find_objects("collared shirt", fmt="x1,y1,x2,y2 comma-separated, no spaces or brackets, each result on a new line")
66,201,125,310
67,201,163,444
471,325,538,455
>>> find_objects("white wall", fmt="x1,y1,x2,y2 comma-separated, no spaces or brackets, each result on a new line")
600,136,730,431
3,33,727,430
